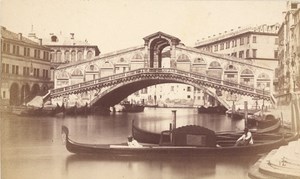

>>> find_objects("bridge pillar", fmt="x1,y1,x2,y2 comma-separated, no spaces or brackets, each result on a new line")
170,42,176,68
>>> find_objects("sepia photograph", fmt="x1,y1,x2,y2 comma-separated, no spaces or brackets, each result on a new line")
0,0,300,178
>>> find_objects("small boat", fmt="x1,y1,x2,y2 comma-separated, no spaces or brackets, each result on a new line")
132,119,282,144
120,101,144,113
198,105,227,114
61,125,287,156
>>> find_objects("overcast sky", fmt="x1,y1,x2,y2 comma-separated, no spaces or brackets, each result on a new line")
0,0,287,53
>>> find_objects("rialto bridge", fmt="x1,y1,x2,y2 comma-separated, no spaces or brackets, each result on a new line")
50,32,275,109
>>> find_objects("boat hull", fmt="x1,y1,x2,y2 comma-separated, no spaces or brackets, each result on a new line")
62,126,287,156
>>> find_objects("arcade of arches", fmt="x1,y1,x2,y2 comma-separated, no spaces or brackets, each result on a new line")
7,83,49,105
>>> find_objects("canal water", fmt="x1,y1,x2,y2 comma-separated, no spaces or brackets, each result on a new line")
1,107,260,179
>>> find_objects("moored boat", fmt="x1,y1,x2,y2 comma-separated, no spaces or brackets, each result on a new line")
120,101,144,113
197,105,227,114
132,118,282,144
61,125,287,156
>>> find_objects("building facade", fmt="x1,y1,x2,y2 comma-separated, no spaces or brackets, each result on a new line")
195,24,280,69
275,1,300,94
39,33,100,67
0,26,52,106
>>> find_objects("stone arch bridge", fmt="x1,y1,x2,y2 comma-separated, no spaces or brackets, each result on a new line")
50,32,275,108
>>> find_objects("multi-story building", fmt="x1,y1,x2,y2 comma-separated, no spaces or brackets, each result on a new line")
195,24,280,69
28,31,101,83
34,32,101,66
275,1,300,94
0,26,52,106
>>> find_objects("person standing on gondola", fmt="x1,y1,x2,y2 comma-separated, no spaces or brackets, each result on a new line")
235,127,253,146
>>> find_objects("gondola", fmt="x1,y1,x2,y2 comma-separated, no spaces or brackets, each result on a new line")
61,125,287,156
120,101,144,113
197,106,227,114
132,119,282,144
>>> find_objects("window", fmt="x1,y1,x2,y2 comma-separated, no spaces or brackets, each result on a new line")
16,46,19,55
2,43,6,52
12,65,15,74
171,86,174,91
16,66,19,75
5,64,9,73
37,69,40,77
220,43,224,50
252,49,257,58
227,74,235,78
239,51,244,58
214,44,218,52
2,63,5,73
187,95,191,99
187,86,191,92
244,78,250,82
274,50,278,59
2,91,6,99
253,36,257,43
226,41,230,49
232,40,235,47
13,45,16,54
57,50,62,62
23,67,26,75
247,36,250,44
246,49,249,58
240,37,244,45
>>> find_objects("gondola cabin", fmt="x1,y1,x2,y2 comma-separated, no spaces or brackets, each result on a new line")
159,125,216,147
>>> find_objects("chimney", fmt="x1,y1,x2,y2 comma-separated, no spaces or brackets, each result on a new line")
70,33,74,40
39,38,42,45
18,33,23,40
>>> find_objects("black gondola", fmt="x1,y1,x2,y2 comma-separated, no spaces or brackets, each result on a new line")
61,125,288,156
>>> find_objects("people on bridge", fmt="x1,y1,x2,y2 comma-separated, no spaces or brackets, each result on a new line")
235,127,253,146
127,136,142,147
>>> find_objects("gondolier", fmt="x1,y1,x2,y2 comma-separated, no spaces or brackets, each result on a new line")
235,128,253,146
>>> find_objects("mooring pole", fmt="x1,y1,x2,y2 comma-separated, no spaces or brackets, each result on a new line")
244,101,248,127
172,110,177,130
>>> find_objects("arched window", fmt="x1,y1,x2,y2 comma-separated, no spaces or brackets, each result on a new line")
177,54,190,61
56,50,62,62
87,51,93,59
77,51,83,61
65,50,70,62
71,50,76,62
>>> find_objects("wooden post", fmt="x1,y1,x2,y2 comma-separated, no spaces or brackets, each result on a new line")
244,101,248,127
172,110,177,130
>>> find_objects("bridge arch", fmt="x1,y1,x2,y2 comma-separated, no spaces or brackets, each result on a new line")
90,72,229,108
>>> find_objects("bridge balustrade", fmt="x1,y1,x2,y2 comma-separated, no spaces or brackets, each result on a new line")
51,68,272,101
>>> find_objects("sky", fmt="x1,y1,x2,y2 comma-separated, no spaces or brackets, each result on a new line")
0,0,287,53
